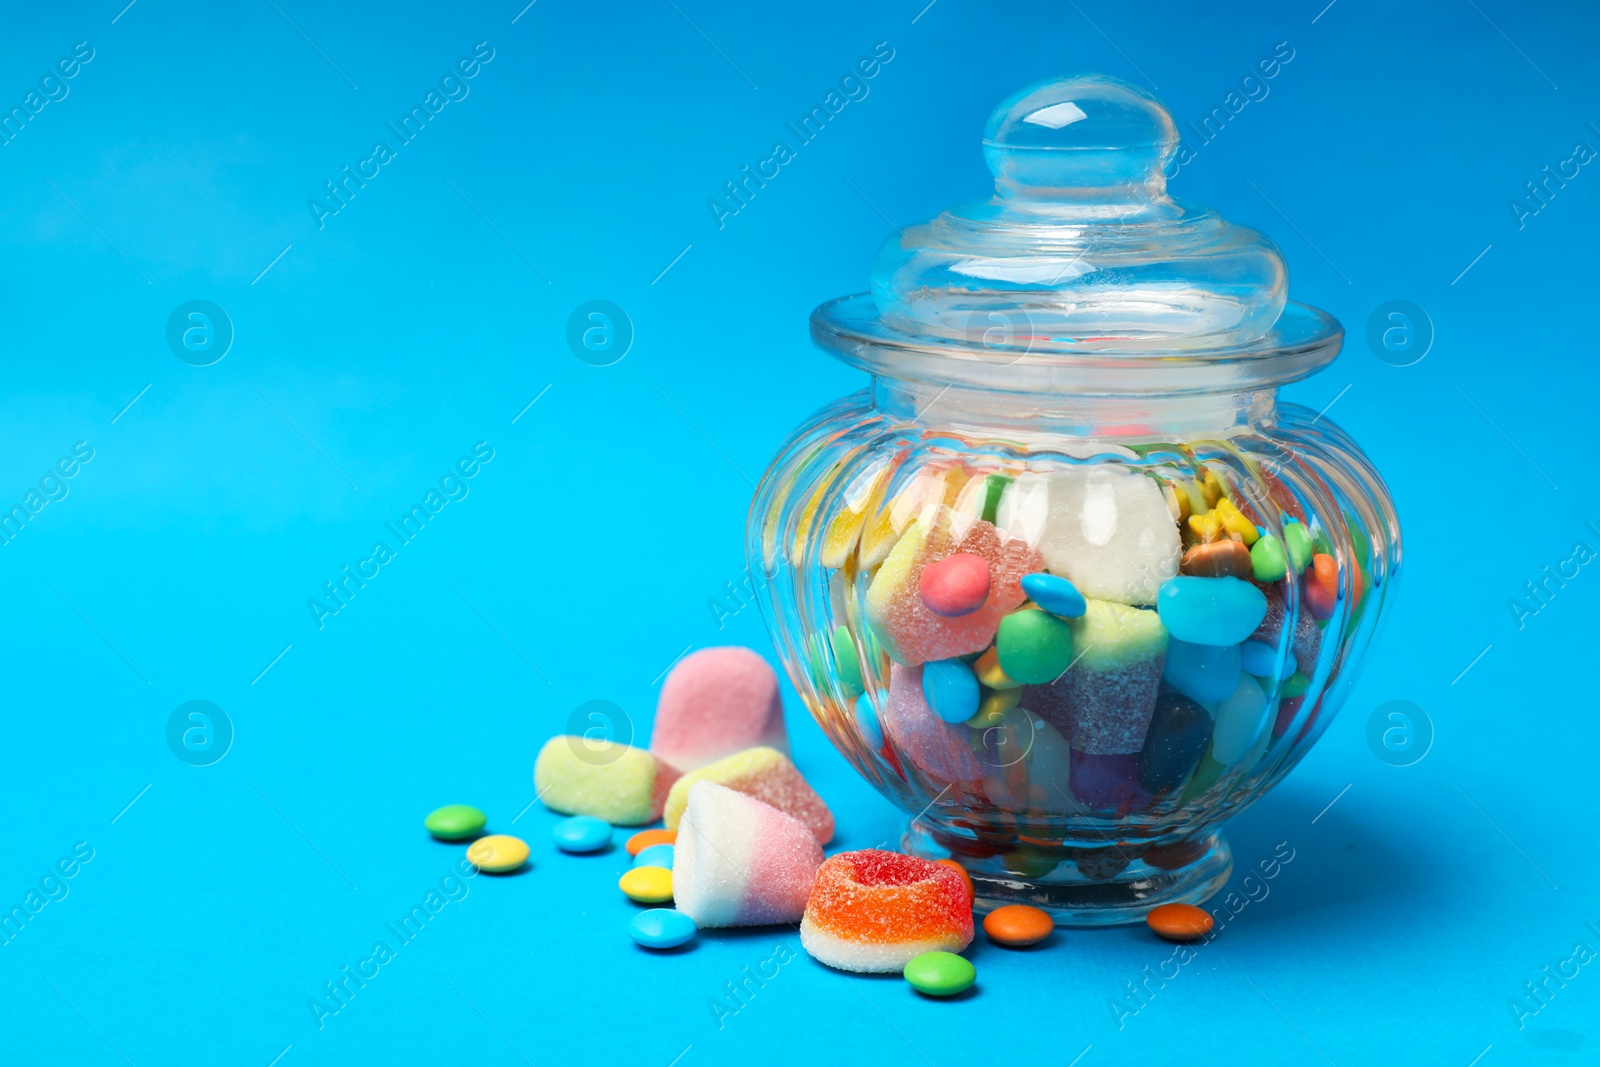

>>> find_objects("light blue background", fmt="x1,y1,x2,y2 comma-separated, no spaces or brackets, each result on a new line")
1,1,1596,1063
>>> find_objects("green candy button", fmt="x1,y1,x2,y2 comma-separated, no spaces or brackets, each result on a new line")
904,951,976,997
424,804,487,841
1251,534,1288,582
1284,521,1312,573
996,609,1074,685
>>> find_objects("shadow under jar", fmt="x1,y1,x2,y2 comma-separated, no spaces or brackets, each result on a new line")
749,75,1400,925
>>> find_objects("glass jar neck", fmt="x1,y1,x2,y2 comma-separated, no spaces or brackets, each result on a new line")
872,376,1276,439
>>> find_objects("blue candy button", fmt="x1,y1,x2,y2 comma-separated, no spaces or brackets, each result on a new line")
628,908,697,949
633,843,675,869
1156,577,1269,646
1020,572,1087,618
922,658,980,724
552,815,613,853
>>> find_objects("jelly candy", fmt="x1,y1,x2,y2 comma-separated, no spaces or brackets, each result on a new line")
662,746,834,844
652,647,789,772
882,664,983,782
674,781,823,928
1058,599,1168,755
996,468,1180,606
800,850,973,972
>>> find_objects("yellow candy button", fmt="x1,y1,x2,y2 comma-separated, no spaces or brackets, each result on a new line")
619,866,673,904
465,834,529,873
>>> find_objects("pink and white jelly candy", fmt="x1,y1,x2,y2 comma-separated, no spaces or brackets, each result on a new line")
674,781,824,928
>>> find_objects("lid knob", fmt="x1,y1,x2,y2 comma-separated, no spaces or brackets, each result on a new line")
983,75,1177,197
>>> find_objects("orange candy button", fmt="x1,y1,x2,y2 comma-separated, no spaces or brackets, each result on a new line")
982,904,1054,947
935,859,974,904
1146,903,1213,941
625,829,676,856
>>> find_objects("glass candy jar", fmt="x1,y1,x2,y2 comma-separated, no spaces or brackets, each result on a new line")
748,76,1401,924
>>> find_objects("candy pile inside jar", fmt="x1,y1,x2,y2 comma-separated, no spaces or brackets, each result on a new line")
810,452,1366,834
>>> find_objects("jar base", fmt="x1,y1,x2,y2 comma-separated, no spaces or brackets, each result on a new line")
901,820,1233,927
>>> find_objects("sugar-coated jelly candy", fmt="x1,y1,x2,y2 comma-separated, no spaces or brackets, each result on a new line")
866,508,1042,666
882,664,982,782
662,746,833,844
652,647,789,772
800,850,973,973
535,737,679,826
996,468,1180,606
1058,600,1167,754
674,782,822,928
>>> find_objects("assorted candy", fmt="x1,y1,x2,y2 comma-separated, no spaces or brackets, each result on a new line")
801,452,1353,837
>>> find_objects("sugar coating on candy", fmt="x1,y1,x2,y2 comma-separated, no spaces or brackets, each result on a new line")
674,781,824,928
866,506,1043,666
800,850,974,972
534,737,679,826
1057,600,1168,754
882,664,982,783
651,647,789,772
996,469,1180,606
662,746,834,844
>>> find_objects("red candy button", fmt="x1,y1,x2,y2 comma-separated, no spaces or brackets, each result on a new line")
919,553,991,617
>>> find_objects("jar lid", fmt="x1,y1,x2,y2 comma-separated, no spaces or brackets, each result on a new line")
812,75,1342,395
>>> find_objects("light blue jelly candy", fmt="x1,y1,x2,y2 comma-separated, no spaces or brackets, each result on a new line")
922,658,980,724
1157,577,1269,646
552,815,613,853
1020,573,1087,618
1163,639,1242,704
633,844,675,870
628,908,696,949
856,691,885,749
1211,674,1270,764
